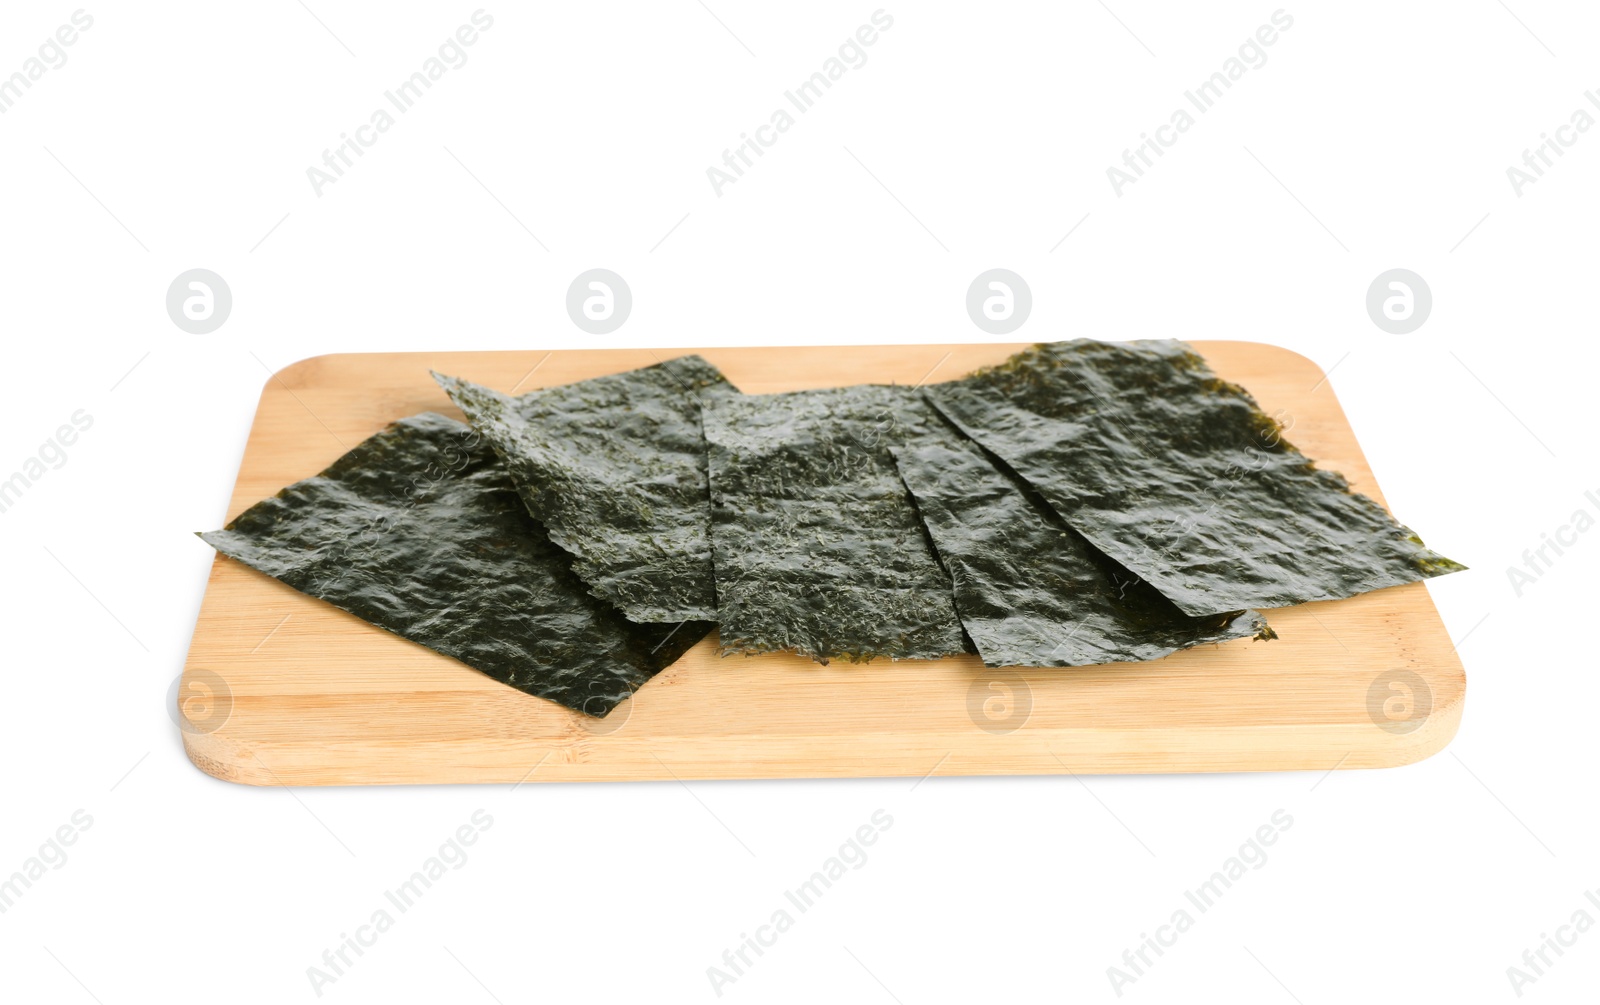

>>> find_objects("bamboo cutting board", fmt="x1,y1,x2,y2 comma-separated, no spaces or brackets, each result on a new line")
179,343,1464,785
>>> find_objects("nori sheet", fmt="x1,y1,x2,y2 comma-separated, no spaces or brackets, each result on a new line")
891,418,1274,667
703,384,969,664
433,356,735,625
924,339,1465,617
200,412,709,717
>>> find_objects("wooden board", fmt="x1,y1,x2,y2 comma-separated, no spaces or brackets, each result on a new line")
179,343,1465,785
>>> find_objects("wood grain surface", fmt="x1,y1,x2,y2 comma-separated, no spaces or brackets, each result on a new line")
179,342,1464,785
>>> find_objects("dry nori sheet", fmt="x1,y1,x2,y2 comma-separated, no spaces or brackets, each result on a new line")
703,384,968,664
200,412,709,717
433,356,735,625
891,419,1273,667
924,339,1465,617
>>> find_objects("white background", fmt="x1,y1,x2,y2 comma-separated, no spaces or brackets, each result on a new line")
0,2,1594,1002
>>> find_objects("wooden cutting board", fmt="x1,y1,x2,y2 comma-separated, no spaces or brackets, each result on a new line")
179,343,1464,785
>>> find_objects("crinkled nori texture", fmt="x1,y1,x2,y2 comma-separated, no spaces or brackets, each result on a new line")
704,385,969,664
200,413,709,717
924,339,1465,617
891,418,1274,667
433,356,737,624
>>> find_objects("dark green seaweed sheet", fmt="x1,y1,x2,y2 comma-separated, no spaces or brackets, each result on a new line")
433,356,736,625
200,413,709,717
924,339,1465,617
703,385,968,664
891,419,1273,667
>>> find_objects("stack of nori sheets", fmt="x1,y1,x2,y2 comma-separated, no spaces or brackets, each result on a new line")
888,414,1275,667
204,357,728,717
199,413,705,716
700,384,968,665
921,339,1464,615
432,356,734,625
202,342,1462,717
